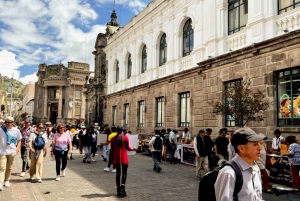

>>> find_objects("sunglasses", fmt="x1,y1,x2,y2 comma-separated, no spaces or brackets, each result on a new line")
5,122,13,124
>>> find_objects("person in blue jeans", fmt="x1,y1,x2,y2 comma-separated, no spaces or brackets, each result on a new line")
101,124,111,162
168,129,178,164
82,128,94,163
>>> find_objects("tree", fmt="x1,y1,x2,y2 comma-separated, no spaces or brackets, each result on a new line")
211,79,271,128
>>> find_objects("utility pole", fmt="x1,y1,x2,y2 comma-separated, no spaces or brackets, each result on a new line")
10,73,13,117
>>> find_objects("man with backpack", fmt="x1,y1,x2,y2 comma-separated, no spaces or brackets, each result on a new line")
214,128,266,201
149,130,163,173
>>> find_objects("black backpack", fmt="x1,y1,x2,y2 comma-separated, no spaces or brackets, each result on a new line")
153,135,162,150
198,160,243,201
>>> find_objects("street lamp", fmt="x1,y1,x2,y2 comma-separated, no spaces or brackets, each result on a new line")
9,74,14,117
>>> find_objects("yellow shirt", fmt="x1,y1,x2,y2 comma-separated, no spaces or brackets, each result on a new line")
108,132,117,148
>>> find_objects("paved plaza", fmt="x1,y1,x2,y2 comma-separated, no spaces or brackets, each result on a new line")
1,145,300,201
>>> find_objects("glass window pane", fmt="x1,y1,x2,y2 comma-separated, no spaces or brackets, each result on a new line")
181,97,186,122
187,96,190,122
240,4,248,27
279,0,293,9
75,106,80,115
278,78,292,118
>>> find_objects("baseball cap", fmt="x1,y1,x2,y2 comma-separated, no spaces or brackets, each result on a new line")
5,116,14,122
199,129,205,133
25,118,31,123
81,125,86,128
206,128,212,132
231,127,267,147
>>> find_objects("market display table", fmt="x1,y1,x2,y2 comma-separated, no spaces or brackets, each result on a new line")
180,144,196,166
266,154,292,185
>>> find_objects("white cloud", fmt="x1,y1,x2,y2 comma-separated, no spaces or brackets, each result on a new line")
95,0,148,14
0,50,23,79
19,73,38,84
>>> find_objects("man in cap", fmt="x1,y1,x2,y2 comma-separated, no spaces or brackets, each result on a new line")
0,117,22,190
19,118,34,177
194,129,211,179
271,129,284,154
214,128,266,201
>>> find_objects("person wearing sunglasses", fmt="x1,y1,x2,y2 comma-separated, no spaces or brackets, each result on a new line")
50,124,72,181
0,116,22,191
28,123,47,183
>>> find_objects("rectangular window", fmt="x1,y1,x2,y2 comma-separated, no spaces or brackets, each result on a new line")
156,97,164,127
75,106,81,116
75,90,81,100
138,101,145,127
179,92,190,127
225,80,241,127
124,103,129,127
228,0,248,35
277,68,300,126
278,0,300,14
112,106,117,126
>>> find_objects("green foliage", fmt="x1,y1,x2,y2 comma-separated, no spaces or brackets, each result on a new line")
211,79,271,127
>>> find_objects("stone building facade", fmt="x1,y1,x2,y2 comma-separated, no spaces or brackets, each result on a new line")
21,82,35,120
101,0,300,137
33,62,91,125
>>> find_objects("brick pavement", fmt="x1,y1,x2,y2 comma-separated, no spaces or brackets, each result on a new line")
1,145,300,201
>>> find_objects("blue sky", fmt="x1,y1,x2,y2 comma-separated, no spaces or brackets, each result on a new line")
0,0,152,84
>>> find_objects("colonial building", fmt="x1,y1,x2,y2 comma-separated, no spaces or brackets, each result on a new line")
21,81,35,120
33,62,91,125
97,0,300,137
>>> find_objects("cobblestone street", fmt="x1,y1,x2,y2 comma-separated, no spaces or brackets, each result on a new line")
1,145,300,201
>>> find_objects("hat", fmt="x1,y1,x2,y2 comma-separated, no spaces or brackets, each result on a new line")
199,129,205,133
161,129,166,133
173,129,178,133
81,125,86,128
184,128,189,131
5,116,14,122
231,128,267,147
273,129,281,134
206,128,212,133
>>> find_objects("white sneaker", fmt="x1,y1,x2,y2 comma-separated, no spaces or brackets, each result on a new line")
4,181,10,187
112,169,116,173
0,184,3,191
104,167,110,172
20,172,26,177
55,176,60,181
37,179,42,183
62,170,66,177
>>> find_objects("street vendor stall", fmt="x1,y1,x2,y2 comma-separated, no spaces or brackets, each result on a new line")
180,144,196,166
266,154,292,186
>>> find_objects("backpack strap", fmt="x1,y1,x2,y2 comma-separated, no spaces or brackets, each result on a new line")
222,160,243,201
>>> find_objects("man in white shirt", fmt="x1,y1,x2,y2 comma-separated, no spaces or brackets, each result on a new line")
271,129,284,154
0,117,22,191
214,127,266,201
149,130,163,173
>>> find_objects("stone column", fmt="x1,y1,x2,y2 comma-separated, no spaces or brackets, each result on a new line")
58,86,63,118
43,87,48,118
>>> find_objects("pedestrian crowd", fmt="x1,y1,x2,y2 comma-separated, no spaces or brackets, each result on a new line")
0,116,300,201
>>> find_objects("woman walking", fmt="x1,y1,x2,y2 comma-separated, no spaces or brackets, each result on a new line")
50,124,72,181
82,128,93,163
28,123,47,183
282,136,300,190
111,127,137,197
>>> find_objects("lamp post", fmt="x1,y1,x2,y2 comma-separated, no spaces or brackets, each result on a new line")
9,73,14,117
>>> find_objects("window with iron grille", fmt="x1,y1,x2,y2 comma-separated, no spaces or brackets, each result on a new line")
183,19,194,57
112,106,117,126
124,103,129,127
159,34,167,66
277,68,300,126
225,80,241,127
278,0,300,14
179,92,190,127
156,97,164,127
138,101,145,127
116,61,119,83
141,46,147,73
127,54,132,79
228,0,248,35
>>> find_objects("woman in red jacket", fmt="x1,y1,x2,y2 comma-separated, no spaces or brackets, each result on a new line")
111,127,137,197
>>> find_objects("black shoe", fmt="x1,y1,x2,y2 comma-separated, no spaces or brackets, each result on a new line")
70,158,74,160
120,186,126,197
156,168,162,173
102,155,104,159
104,158,107,162
153,165,156,171
117,187,121,197
83,159,86,163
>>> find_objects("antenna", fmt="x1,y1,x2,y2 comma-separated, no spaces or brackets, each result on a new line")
113,0,116,11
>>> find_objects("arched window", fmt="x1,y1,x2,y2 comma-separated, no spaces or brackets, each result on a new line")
183,19,194,57
159,34,167,66
127,54,132,79
116,61,119,83
141,45,147,73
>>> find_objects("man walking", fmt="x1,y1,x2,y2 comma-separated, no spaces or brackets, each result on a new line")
101,124,111,162
0,117,22,190
19,118,34,177
194,129,211,179
149,130,163,173
214,128,229,165
168,128,177,164
215,128,266,201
